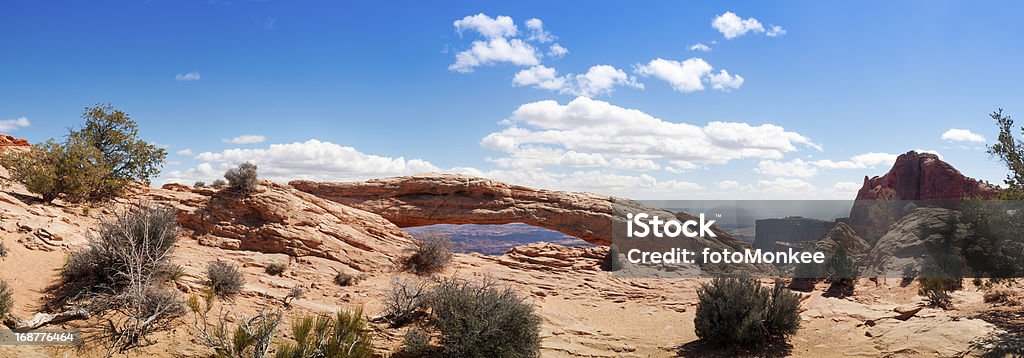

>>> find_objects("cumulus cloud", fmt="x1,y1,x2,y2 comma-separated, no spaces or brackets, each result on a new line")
756,159,818,177
635,58,713,93
707,69,744,91
223,134,267,144
812,152,896,169
449,167,702,199
453,13,517,39
547,43,569,58
525,18,555,43
757,177,815,193
941,128,985,143
513,65,642,97
449,14,565,73
688,43,711,52
481,97,819,171
712,12,765,39
449,38,540,73
176,149,194,156
0,117,30,132
635,57,743,93
175,71,201,81
163,139,440,184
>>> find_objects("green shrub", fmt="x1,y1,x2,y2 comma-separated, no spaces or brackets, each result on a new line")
824,245,858,297
0,104,166,202
225,162,258,194
273,307,373,358
426,277,541,358
206,260,246,298
194,181,206,188
403,231,453,275
919,276,956,309
211,179,227,187
264,262,287,276
334,272,362,286
694,276,801,347
0,280,13,317
399,328,433,357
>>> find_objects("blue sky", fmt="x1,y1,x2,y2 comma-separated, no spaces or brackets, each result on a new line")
2,1,1022,199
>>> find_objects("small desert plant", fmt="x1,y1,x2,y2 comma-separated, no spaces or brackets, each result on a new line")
211,179,227,187
0,280,13,317
983,287,1014,304
283,286,304,307
224,162,258,194
402,231,453,275
189,289,282,358
901,264,918,287
194,181,206,188
824,245,858,297
426,277,542,358
334,272,362,286
399,328,433,357
51,203,184,353
919,276,956,309
602,244,623,271
273,307,373,358
206,260,246,298
264,262,287,276
383,277,430,327
157,263,187,283
694,275,801,347
0,241,8,258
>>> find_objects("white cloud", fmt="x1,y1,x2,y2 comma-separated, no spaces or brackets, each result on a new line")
176,149,194,156
756,159,818,177
757,177,815,193
175,71,201,81
513,65,642,97
525,18,555,43
688,43,711,52
481,97,819,171
941,128,985,143
449,37,540,73
767,25,786,37
547,43,569,58
0,117,30,132
823,181,862,199
223,134,267,144
453,13,517,39
707,69,744,91
635,58,713,93
712,12,765,39
449,167,702,199
812,152,897,169
717,180,742,190
164,139,441,184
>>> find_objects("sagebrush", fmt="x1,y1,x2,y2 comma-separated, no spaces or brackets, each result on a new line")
426,277,542,358
206,260,246,298
402,231,453,275
225,162,258,194
694,276,801,347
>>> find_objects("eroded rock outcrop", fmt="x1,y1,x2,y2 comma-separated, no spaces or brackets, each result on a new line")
850,151,999,226
862,207,969,277
814,222,870,255
0,134,29,148
175,181,416,272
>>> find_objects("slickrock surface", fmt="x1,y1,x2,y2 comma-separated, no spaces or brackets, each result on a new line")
173,181,416,273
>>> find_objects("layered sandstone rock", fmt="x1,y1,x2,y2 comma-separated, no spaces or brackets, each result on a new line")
174,181,416,272
0,134,29,148
850,151,999,226
814,222,870,255
861,207,969,277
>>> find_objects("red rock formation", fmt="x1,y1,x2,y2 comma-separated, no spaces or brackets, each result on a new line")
0,134,30,149
850,151,1000,225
